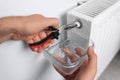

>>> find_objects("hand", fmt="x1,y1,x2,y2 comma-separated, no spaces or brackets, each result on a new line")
12,14,59,53
0,14,59,53
54,47,97,80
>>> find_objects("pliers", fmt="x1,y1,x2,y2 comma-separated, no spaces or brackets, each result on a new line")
29,26,60,50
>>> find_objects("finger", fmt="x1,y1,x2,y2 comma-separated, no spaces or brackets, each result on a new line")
11,33,22,40
45,18,59,29
27,39,34,44
33,35,41,43
81,59,88,67
87,46,97,70
75,48,84,56
32,47,38,52
42,41,50,49
80,46,97,79
63,48,78,62
45,31,52,36
87,46,97,62
37,18,59,31
30,45,39,52
38,45,43,53
39,31,47,40
54,55,66,64
23,35,35,41
24,35,35,44
40,38,53,49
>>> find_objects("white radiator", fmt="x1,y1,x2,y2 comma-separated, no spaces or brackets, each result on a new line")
67,0,120,79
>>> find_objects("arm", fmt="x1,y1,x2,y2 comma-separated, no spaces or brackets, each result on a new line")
0,16,24,43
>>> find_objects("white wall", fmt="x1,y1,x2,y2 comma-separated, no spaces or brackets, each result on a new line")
1,0,119,80
0,0,79,80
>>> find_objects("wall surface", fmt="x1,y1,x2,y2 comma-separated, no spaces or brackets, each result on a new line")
0,0,79,80
0,0,119,80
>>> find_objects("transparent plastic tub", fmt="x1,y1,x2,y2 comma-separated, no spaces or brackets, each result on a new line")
43,22,94,75
43,34,93,75
44,41,87,75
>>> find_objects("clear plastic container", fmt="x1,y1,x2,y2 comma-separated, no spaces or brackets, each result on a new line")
43,42,87,75
43,23,94,75
43,34,93,75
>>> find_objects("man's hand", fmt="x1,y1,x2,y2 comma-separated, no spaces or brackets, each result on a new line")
0,14,59,53
55,47,97,80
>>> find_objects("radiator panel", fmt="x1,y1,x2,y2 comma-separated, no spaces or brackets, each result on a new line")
67,0,120,79
91,9,120,78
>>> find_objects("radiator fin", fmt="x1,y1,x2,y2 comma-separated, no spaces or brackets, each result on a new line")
76,0,119,17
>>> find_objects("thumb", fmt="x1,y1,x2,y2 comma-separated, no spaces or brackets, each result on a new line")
87,46,97,68
42,17,59,30
87,46,97,74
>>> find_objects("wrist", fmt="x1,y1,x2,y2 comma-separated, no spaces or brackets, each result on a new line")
0,16,26,34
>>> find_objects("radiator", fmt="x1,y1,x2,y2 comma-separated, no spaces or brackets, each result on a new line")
67,0,120,79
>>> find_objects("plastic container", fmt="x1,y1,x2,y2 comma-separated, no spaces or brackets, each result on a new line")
44,42,86,75
43,34,93,75
43,23,94,75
